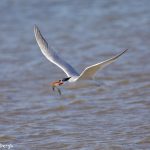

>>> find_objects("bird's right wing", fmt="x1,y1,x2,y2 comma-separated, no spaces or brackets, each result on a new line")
34,25,79,77
77,49,128,80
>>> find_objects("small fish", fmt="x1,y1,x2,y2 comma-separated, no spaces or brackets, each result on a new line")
51,80,64,95
52,85,62,95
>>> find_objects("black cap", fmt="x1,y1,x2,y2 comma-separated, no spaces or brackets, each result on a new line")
62,77,71,82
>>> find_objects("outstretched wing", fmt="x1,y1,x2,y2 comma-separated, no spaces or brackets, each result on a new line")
34,25,79,77
77,49,128,80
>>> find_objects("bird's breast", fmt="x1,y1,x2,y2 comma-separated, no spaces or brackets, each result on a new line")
68,76,79,82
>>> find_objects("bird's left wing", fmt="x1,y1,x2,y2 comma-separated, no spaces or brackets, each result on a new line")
34,25,79,77
77,49,128,80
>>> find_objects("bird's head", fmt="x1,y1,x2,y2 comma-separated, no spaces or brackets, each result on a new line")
50,77,71,87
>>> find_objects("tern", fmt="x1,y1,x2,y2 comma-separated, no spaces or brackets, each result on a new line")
34,25,128,95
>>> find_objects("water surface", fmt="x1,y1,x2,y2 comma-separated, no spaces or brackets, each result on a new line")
0,0,150,149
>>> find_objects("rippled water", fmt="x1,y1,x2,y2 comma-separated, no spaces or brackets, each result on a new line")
0,0,150,149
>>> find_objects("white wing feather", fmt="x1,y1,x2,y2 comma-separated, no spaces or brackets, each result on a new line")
77,49,128,80
34,25,79,77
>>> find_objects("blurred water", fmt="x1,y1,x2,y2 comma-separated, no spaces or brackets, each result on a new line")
0,0,150,149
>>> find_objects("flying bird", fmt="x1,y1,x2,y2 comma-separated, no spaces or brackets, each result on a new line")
34,25,128,95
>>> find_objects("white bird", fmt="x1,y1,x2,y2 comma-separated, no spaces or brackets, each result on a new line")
34,25,128,94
